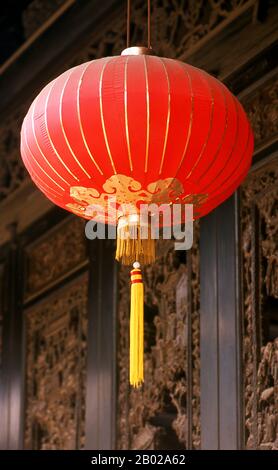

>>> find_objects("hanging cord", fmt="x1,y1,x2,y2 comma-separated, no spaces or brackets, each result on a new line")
126,0,152,49
147,0,151,49
126,0,131,48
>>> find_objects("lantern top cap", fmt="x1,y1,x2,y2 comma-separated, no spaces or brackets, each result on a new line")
121,46,155,56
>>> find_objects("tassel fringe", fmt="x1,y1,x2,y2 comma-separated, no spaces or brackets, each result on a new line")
116,215,155,265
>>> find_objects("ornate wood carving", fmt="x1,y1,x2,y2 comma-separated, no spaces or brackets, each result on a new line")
117,224,200,450
241,73,278,151
24,274,88,450
189,226,201,449
0,106,27,202
23,0,67,38
24,217,88,301
241,156,278,450
76,0,254,64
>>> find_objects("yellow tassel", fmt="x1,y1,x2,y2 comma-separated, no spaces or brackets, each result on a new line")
116,214,155,266
130,262,144,387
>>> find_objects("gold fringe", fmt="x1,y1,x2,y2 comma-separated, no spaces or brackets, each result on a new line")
130,267,144,387
116,217,155,265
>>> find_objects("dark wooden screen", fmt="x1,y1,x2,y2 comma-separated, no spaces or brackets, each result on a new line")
22,215,89,449
241,156,278,450
200,67,278,449
117,229,200,450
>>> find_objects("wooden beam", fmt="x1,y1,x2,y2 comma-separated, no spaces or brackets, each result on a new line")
0,0,119,114
0,238,25,449
200,194,243,449
85,238,117,450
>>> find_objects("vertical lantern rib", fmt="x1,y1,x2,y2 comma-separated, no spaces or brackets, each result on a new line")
44,80,80,182
23,144,65,196
194,81,228,182
143,55,150,173
24,118,66,191
176,64,194,174
99,59,117,174
201,131,252,211
77,62,104,175
21,146,52,195
21,146,63,199
202,95,240,192
184,71,215,179
201,128,251,210
207,125,251,199
31,98,70,187
124,57,133,172
59,69,92,179
159,58,171,175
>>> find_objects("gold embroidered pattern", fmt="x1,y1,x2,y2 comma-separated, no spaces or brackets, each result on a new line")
66,174,208,223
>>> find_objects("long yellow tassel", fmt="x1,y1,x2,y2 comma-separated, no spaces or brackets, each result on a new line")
130,262,144,387
116,215,155,265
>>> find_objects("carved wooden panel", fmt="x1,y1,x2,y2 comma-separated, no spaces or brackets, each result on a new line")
24,274,88,450
241,72,278,151
24,217,88,301
0,105,27,202
189,228,201,449
76,0,254,64
241,156,278,450
117,224,200,450
23,0,67,38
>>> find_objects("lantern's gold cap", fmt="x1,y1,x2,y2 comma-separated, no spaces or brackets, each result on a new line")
121,46,155,56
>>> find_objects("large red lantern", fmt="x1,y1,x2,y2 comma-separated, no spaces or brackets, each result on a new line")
20,47,253,387
21,52,253,223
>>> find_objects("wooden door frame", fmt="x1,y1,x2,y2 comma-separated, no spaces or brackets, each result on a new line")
200,193,243,449
85,238,117,450
0,238,25,450
0,210,118,450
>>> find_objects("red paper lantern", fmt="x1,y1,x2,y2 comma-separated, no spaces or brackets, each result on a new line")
20,48,253,387
21,53,253,224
